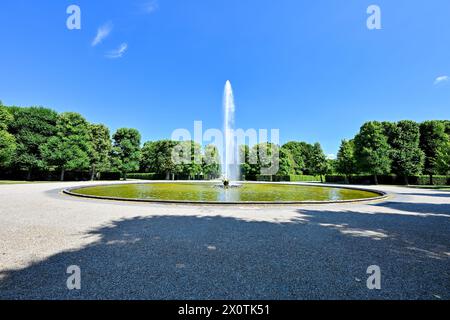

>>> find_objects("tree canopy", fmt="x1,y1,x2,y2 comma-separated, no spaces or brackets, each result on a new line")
388,121,424,183
354,121,392,184
420,121,448,178
1,104,449,184
0,106,16,167
40,112,92,180
7,107,58,177
336,139,356,181
89,124,112,180
112,128,141,179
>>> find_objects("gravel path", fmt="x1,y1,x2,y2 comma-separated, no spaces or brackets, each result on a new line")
0,182,449,300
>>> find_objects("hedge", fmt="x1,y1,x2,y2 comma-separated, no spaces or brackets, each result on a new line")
127,173,165,180
0,169,122,181
256,175,322,182
127,173,208,180
98,172,122,181
325,175,450,185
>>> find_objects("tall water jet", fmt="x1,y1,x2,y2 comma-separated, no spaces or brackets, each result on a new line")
222,80,240,182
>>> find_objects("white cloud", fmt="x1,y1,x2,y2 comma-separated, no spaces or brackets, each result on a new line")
327,154,337,160
92,22,113,47
141,0,159,14
434,75,449,85
105,43,128,59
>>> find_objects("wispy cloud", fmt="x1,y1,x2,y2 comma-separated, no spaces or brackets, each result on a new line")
434,75,449,85
326,154,337,160
92,22,113,47
140,0,159,14
105,43,128,59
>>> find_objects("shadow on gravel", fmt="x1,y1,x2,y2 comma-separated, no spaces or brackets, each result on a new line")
0,211,448,300
400,192,450,198
373,201,450,216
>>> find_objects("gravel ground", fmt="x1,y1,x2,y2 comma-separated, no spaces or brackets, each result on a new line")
0,181,449,300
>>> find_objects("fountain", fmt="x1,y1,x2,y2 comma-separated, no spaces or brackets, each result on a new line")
64,81,387,204
222,80,240,186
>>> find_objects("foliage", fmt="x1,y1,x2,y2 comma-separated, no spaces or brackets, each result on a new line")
111,128,141,179
388,121,424,183
308,143,328,180
140,140,179,178
40,112,92,180
281,142,305,174
174,140,203,179
202,144,221,179
240,145,257,179
252,143,280,176
436,141,450,175
336,139,356,178
127,173,162,180
7,106,58,177
354,121,391,183
0,129,16,167
0,106,16,166
277,148,296,176
0,105,13,130
257,174,322,182
420,120,448,177
2,104,450,185
89,124,112,179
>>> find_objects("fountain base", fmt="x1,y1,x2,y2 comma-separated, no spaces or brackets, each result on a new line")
214,179,242,189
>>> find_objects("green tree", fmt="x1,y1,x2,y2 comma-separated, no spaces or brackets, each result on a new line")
336,139,356,183
140,140,179,179
0,105,13,129
202,144,221,179
389,121,424,184
354,121,391,184
173,140,203,179
296,142,316,175
111,128,141,180
277,148,296,176
7,106,58,179
309,143,328,182
281,142,305,174
436,141,450,175
240,145,258,180
251,143,280,177
140,141,156,173
327,158,338,175
89,124,112,180
0,106,16,167
441,120,450,137
40,112,92,181
420,121,448,184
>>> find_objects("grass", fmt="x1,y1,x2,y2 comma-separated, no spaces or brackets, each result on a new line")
0,180,61,185
0,180,39,185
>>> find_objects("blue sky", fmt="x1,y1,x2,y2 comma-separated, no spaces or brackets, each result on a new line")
0,0,449,156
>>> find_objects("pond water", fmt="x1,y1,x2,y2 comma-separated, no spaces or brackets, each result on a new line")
71,182,381,203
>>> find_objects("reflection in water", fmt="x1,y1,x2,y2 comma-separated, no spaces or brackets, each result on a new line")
73,183,380,203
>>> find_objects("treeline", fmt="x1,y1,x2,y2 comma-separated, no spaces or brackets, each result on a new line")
1,103,449,184
0,104,222,181
241,142,330,181
335,120,450,184
0,103,331,181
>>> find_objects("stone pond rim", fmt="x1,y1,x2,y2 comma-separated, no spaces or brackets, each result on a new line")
62,182,389,205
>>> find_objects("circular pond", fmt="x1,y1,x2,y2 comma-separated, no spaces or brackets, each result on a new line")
65,182,385,204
